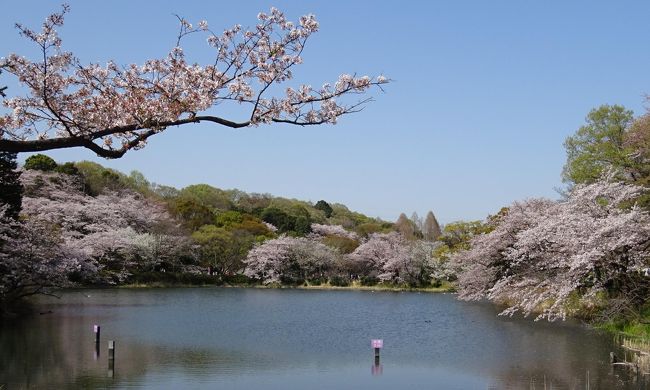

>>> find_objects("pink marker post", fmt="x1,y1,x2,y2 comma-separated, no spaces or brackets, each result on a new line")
371,339,383,364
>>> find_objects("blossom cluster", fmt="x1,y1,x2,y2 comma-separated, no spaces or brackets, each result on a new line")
453,179,650,321
0,6,388,157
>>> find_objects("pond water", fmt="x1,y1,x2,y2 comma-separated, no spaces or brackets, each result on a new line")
0,288,645,389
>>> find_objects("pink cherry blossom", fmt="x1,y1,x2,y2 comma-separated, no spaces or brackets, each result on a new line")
0,6,389,158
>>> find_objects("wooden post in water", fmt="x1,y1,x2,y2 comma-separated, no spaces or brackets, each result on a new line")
108,340,115,378
108,340,115,361
93,325,101,360
94,324,101,344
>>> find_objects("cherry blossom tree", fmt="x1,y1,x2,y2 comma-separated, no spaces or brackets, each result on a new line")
20,170,192,282
0,6,389,158
0,206,97,314
347,232,406,280
244,235,337,284
454,178,650,321
309,223,358,240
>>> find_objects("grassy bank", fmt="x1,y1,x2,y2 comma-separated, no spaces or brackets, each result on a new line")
249,280,456,293
117,274,456,293
596,318,650,340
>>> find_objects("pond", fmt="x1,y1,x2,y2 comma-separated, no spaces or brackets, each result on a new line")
0,288,644,389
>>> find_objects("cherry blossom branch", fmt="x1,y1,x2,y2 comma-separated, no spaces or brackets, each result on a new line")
0,5,389,158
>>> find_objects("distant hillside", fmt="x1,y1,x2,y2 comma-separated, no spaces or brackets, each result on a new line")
18,156,393,285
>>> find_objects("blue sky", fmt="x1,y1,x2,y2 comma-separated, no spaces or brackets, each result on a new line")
2,1,649,224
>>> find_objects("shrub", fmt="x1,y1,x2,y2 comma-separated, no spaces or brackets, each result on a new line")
54,162,79,175
307,277,325,286
360,275,379,286
329,275,351,287
24,154,57,171
223,274,251,285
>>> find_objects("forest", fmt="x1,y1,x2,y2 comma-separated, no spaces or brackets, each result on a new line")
0,152,472,315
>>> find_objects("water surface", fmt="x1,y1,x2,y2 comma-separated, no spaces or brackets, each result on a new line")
0,288,643,389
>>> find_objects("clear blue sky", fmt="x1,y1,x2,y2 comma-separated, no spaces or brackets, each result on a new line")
2,1,649,224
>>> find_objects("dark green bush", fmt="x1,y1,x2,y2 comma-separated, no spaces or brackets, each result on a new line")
280,275,305,286
223,274,251,285
329,275,351,287
307,277,325,286
24,154,57,171
55,162,79,175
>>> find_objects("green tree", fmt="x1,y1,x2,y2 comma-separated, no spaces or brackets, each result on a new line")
24,154,57,171
180,184,232,210
127,170,152,195
170,198,215,231
294,215,312,235
355,222,388,238
261,207,294,233
75,161,127,195
438,220,493,251
54,162,79,175
0,152,23,219
314,200,333,218
192,225,249,275
214,210,244,227
562,105,634,185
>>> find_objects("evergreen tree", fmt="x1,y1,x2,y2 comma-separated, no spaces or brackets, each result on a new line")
0,151,23,219
314,200,334,218
423,211,442,241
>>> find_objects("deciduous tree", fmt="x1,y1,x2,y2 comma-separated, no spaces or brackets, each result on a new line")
454,179,650,321
563,105,635,185
422,211,442,241
0,6,388,158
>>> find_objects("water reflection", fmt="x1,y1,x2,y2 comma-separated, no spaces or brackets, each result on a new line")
0,288,643,389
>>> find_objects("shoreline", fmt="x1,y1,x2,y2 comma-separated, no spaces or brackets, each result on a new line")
116,281,456,293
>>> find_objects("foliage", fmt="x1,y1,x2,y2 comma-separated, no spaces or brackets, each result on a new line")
562,104,639,185
453,179,650,321
192,224,253,275
261,207,295,233
329,275,351,287
360,275,379,286
314,200,333,218
0,5,388,158
180,184,232,210
74,161,128,195
321,235,359,254
54,162,79,176
438,220,493,252
169,197,215,231
24,154,57,171
355,222,390,238
0,152,22,219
